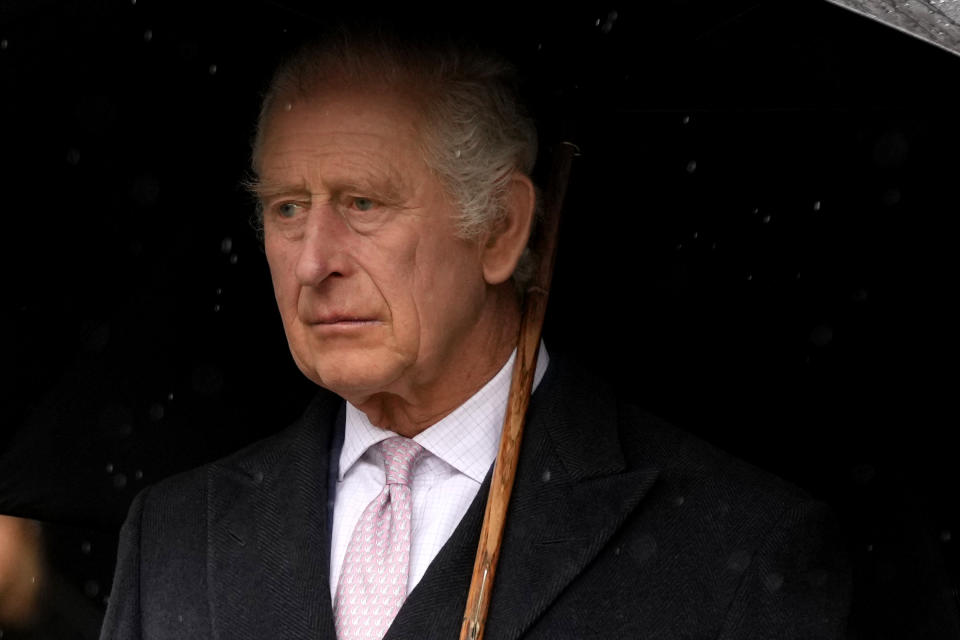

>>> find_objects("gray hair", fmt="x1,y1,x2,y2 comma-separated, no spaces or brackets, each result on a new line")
249,27,540,290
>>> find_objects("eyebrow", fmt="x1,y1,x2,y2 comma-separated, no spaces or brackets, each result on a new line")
243,176,312,201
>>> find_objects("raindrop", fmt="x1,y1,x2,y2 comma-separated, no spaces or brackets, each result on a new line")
867,544,874,552
31,576,37,584
131,0,137,4
168,392,175,401
144,29,153,42
148,403,165,421
763,572,784,592
106,463,114,473
692,231,698,239
229,254,238,264
682,115,690,124
752,207,759,215
113,473,128,490
178,614,184,623
675,243,683,251
614,546,621,556
66,148,81,165
746,273,753,281
881,188,901,206
208,64,218,75
595,18,601,26
674,495,685,507
711,243,717,250
762,215,771,224
214,304,222,312
215,288,223,295
1,39,8,51
84,580,100,598
685,160,697,173
852,288,868,303
942,530,952,543
135,470,143,480
283,102,293,111
809,324,833,347
81,541,92,555
541,469,551,482
537,43,543,51
813,200,821,211
454,149,461,159
220,237,233,253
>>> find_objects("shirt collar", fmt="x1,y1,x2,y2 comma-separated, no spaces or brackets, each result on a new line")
340,342,549,483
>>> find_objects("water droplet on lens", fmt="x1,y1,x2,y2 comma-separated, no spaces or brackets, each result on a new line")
81,541,92,554
208,64,217,75
220,237,233,253
144,29,153,42
229,254,238,264
148,403,165,421
106,463,114,473
685,160,697,173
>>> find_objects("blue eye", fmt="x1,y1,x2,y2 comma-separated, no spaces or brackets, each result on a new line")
352,197,375,212
277,202,301,218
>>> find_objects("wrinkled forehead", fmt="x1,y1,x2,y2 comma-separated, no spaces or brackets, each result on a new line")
253,79,431,174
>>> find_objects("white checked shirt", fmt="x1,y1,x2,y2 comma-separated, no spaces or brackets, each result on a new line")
329,343,549,602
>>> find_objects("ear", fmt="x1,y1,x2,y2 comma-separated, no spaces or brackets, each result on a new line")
480,172,536,285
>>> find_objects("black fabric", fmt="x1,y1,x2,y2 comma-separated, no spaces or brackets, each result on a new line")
99,355,850,639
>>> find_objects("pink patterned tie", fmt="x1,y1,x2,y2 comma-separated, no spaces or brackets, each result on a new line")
334,437,424,639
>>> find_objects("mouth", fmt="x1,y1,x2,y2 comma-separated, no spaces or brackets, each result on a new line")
307,314,381,326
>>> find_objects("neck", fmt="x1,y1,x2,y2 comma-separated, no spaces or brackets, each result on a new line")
353,287,521,438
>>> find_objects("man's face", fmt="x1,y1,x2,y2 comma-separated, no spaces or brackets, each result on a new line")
257,87,492,403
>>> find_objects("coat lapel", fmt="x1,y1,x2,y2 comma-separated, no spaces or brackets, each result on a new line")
207,392,343,640
483,360,660,639
387,355,660,639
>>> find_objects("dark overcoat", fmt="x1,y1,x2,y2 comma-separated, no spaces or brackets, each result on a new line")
99,354,850,639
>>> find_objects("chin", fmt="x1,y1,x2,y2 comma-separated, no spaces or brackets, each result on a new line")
296,352,406,402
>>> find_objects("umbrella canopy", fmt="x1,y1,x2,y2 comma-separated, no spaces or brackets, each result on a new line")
826,0,960,56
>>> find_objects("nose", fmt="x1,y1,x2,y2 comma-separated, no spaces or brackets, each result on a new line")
294,202,352,286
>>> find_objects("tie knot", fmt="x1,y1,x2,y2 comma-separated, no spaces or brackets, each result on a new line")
380,437,423,486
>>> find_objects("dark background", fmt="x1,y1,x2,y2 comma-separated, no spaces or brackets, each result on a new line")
1,1,958,637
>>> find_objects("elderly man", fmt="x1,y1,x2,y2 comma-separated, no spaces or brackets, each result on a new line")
100,26,849,640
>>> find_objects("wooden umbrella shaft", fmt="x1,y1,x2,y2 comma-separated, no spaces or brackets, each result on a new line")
459,141,577,640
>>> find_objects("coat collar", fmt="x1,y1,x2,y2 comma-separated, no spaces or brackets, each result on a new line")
386,353,661,639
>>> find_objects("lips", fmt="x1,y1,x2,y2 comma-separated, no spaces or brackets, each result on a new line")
306,313,379,325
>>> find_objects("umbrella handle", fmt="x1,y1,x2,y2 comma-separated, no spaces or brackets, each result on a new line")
459,140,578,640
